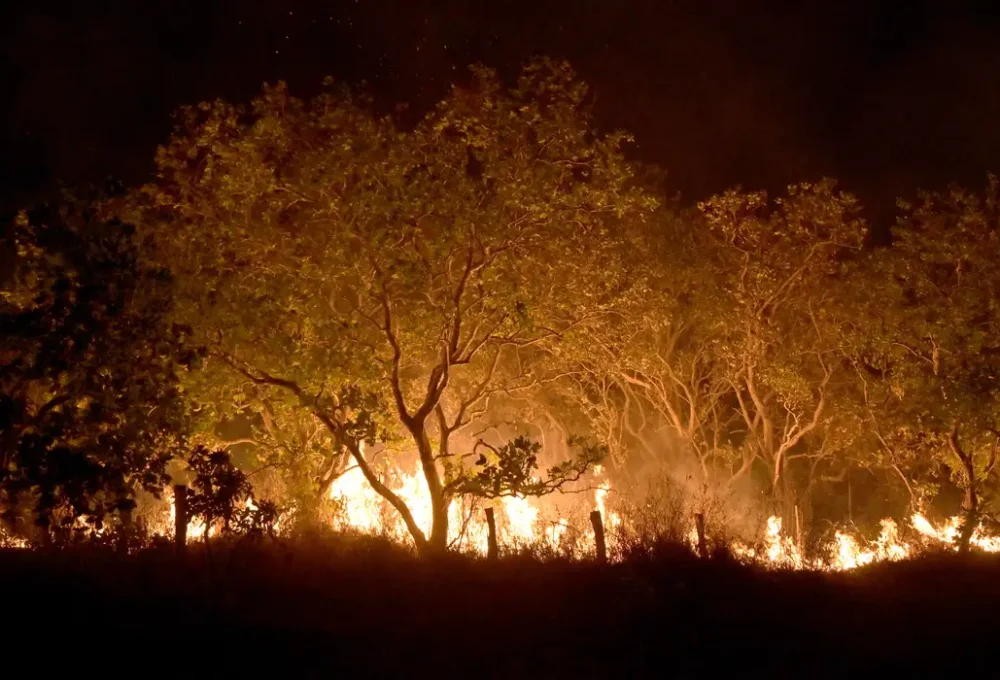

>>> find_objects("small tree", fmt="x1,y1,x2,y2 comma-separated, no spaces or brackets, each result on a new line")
185,446,279,537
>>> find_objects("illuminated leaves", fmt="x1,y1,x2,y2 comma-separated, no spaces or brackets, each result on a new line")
450,435,606,499
131,57,652,548
848,175,1000,507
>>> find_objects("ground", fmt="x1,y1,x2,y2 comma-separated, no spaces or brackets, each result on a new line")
1,534,996,677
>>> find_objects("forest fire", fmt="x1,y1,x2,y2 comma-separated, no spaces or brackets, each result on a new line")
114,472,1000,573
325,461,624,554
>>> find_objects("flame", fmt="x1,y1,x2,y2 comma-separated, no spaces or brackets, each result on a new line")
5,455,1000,570
0,527,29,549
731,516,808,569
327,455,591,553
909,513,1000,553
826,519,911,571
722,512,1000,572
594,466,621,530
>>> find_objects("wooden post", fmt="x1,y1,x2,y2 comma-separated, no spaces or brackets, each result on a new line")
174,484,188,556
694,513,709,559
590,510,607,564
485,507,498,561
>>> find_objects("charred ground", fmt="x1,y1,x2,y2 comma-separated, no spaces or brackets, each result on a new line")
3,536,995,677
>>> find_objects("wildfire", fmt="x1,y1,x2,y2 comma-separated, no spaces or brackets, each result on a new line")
0,526,29,549
909,513,1000,553
4,458,1000,572
327,460,580,554
724,512,1000,572
731,516,808,569
324,456,629,556
593,466,621,531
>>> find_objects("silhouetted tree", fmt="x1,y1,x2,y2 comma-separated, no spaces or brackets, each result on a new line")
185,445,280,537
0,197,199,540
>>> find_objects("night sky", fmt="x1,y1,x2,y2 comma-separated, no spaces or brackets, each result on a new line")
3,0,1000,221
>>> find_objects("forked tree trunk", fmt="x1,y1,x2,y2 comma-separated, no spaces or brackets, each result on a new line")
412,424,450,556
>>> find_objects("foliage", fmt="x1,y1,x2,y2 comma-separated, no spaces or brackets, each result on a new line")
129,57,651,552
692,180,867,518
185,446,280,536
3,55,996,551
0,198,197,536
846,176,1000,538
451,434,606,499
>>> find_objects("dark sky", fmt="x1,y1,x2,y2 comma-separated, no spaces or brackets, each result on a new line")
3,0,1000,222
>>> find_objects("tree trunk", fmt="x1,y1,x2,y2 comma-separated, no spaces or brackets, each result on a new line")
485,507,498,561
694,513,709,559
591,510,607,564
412,423,449,556
426,507,450,555
316,445,346,501
774,464,803,547
950,425,978,554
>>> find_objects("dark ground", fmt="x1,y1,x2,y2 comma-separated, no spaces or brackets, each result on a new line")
1,535,997,678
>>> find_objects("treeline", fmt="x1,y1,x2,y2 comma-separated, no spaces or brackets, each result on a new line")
2,57,998,550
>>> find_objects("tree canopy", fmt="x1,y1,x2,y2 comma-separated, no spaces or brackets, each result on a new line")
3,56,999,552
0,198,197,537
133,58,650,553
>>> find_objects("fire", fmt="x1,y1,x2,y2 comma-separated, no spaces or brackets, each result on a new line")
0,526,29,549
909,513,1000,553
593,465,621,531
826,519,911,571
731,516,808,569
4,455,1000,572
327,457,616,555
724,512,1000,572
500,495,541,545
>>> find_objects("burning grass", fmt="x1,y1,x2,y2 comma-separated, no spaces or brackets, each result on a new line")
6,468,999,572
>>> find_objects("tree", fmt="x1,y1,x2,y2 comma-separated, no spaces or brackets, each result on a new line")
566,202,735,487
851,176,1000,550
133,58,652,554
694,180,867,528
0,198,197,540
185,446,279,538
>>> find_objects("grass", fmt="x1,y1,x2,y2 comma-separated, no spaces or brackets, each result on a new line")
2,530,998,677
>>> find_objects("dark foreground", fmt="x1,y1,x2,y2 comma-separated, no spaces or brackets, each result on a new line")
2,535,997,678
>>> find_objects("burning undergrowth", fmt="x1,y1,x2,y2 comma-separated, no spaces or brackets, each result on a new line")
8,457,997,575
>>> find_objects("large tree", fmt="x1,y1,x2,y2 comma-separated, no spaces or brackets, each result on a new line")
135,59,652,554
694,180,867,527
851,177,1000,549
0,198,196,539
562,202,734,487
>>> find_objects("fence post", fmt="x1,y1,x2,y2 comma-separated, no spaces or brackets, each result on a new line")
590,510,607,564
694,512,709,559
174,484,188,556
485,507,498,561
